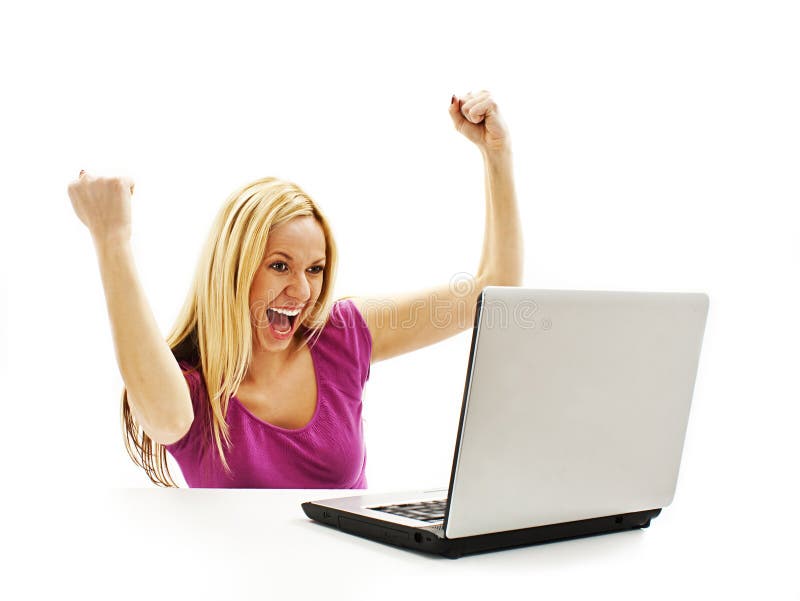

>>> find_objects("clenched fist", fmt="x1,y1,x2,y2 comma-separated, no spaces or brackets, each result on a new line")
448,90,511,155
68,171,135,243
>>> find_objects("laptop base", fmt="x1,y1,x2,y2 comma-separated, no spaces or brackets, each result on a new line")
302,502,662,558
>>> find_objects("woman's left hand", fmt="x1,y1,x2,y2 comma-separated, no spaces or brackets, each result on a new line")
448,90,510,154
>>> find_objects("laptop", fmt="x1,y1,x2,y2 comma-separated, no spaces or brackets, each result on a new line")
302,287,709,558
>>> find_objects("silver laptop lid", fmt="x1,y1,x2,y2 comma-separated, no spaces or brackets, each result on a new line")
446,287,709,539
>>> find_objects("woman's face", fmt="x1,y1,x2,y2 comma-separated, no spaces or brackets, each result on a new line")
249,215,327,351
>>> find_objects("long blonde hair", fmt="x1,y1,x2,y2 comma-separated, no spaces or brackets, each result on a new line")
123,176,341,486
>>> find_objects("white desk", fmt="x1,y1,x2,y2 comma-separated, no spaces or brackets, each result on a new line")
9,488,792,600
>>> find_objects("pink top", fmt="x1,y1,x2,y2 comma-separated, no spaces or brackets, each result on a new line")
166,299,372,488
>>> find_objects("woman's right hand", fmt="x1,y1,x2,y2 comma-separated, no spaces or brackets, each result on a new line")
67,170,135,244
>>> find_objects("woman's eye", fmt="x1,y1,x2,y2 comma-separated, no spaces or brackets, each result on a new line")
270,263,324,274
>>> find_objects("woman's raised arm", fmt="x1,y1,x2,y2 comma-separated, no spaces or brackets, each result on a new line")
349,91,524,363
68,172,193,444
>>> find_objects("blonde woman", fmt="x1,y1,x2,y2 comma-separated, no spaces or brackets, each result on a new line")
68,91,524,487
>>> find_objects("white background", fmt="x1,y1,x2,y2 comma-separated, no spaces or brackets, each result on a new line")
1,0,798,598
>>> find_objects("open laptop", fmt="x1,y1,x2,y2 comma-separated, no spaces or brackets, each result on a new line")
302,287,709,558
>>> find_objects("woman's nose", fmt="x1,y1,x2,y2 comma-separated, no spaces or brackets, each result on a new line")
287,271,311,300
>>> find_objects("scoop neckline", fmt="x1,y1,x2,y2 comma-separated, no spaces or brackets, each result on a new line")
230,339,322,434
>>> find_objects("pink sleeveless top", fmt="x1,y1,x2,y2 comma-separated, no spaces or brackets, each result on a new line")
166,299,372,488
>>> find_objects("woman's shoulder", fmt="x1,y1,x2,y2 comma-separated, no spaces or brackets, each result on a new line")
318,297,372,384
319,298,370,342
175,359,206,406
329,297,364,327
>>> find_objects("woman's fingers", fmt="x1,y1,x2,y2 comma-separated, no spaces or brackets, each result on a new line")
72,171,134,195
449,95,479,137
460,91,494,124
464,98,497,124
119,176,135,195
449,95,468,126
67,171,135,242
460,90,490,110
449,89,511,153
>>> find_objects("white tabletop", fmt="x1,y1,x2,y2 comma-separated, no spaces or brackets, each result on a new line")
9,487,793,600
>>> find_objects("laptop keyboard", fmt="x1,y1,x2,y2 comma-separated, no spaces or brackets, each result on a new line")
369,498,447,523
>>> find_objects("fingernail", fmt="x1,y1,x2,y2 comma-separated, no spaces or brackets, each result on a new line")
451,95,455,105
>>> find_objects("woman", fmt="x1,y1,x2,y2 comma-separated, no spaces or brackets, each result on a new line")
68,90,524,488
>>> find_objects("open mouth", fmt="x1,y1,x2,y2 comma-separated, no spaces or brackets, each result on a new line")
266,308,299,334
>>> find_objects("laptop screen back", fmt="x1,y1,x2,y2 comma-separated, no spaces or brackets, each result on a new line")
446,287,709,539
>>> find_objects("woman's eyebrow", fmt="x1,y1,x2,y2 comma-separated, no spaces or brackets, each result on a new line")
270,251,326,263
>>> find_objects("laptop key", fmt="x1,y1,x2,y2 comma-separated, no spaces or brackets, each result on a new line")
370,498,448,521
